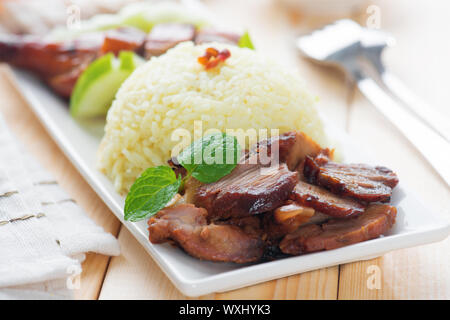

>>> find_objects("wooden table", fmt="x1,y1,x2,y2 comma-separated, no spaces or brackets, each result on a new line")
0,0,449,299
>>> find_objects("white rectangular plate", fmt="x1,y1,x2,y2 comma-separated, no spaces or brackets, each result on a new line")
8,68,450,297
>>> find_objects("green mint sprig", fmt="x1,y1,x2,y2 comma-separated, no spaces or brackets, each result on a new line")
124,133,241,221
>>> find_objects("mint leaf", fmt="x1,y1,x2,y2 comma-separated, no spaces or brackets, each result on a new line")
124,134,241,222
238,31,255,50
124,166,181,222
177,133,241,183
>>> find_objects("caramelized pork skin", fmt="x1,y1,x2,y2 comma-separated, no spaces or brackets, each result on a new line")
304,155,399,203
148,204,264,263
279,204,397,255
252,131,325,171
195,161,298,220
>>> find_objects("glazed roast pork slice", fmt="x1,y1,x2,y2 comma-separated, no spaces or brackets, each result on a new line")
279,204,397,255
291,181,366,218
148,204,264,263
148,130,400,262
304,155,399,203
194,160,298,220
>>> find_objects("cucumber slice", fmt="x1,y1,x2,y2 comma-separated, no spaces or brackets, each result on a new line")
70,51,143,118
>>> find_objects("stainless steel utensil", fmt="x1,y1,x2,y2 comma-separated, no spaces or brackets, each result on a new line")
361,27,450,142
296,19,450,187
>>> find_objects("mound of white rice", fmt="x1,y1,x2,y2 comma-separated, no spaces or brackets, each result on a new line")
98,41,327,193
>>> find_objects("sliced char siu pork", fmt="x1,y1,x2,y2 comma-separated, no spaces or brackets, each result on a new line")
148,204,264,263
252,131,324,171
279,204,397,255
194,154,298,220
148,130,399,263
291,181,366,218
304,154,399,203
180,131,323,221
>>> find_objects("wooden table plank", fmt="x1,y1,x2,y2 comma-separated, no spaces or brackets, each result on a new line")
339,90,450,299
98,0,348,299
0,66,122,300
214,266,339,300
338,0,450,299
99,226,186,300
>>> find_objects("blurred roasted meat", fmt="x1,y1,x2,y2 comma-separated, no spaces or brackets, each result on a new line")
144,23,196,58
47,64,88,98
101,27,147,55
0,33,102,79
1,23,243,98
195,28,240,45
0,27,148,98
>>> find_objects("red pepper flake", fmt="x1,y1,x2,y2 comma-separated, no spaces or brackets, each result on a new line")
198,47,231,70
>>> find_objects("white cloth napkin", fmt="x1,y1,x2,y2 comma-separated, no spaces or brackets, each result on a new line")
0,114,120,299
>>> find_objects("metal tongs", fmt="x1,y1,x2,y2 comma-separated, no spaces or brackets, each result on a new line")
297,19,450,187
